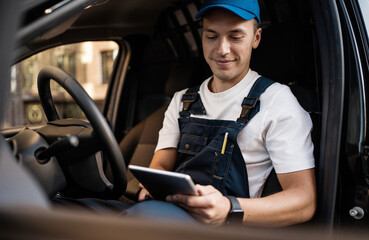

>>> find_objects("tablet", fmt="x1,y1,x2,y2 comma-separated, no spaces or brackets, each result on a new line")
128,165,199,200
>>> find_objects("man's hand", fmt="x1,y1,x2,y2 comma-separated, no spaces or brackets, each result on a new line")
137,183,153,201
166,185,231,226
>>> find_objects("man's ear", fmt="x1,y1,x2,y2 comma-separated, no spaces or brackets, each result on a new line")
252,28,262,49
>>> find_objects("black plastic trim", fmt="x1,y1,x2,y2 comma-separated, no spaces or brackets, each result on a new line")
311,0,345,229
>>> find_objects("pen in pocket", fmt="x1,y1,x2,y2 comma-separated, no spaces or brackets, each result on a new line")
221,132,228,154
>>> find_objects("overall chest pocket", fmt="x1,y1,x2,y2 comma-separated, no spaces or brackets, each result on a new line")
177,134,207,155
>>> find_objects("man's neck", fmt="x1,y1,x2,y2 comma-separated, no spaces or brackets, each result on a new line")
209,70,249,93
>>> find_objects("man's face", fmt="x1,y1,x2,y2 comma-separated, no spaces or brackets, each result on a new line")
202,8,261,84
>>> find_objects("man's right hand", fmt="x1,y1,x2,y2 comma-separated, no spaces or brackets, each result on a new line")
138,183,153,201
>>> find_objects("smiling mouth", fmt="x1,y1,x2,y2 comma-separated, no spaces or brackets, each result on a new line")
212,58,236,66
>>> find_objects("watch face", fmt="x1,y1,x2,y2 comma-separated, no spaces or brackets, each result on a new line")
229,209,244,224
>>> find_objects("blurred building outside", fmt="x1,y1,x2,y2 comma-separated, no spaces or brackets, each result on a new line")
3,41,119,129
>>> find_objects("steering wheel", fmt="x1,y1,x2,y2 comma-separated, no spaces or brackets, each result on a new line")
37,66,127,196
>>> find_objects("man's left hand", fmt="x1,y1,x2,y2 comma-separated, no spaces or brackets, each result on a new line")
166,185,231,225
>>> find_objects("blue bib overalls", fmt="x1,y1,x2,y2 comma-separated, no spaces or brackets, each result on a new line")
175,77,274,198
125,77,274,223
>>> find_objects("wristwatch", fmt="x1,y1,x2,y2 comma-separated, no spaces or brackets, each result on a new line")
225,196,244,225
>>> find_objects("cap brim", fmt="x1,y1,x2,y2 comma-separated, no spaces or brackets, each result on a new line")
195,4,259,22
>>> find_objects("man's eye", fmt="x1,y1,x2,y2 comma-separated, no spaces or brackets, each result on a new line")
206,35,217,39
230,36,243,40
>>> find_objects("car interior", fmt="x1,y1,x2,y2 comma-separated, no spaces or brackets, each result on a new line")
3,0,321,206
2,0,362,235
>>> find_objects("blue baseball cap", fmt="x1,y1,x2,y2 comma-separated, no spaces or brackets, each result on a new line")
195,0,261,23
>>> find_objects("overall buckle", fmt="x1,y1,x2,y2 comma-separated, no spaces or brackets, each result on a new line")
238,97,259,121
182,92,197,112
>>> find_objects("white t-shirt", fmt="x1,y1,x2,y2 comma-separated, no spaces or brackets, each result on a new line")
155,69,315,198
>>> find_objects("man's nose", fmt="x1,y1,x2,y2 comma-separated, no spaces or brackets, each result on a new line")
217,38,230,56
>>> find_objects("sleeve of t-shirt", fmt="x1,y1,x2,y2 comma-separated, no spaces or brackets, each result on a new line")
154,89,186,152
264,86,315,174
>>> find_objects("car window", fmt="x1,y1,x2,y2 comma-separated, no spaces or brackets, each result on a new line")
3,41,119,128
358,0,369,33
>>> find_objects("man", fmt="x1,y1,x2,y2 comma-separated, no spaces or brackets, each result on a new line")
134,0,316,226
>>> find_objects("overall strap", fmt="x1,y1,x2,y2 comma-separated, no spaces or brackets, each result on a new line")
180,86,206,117
238,77,275,123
